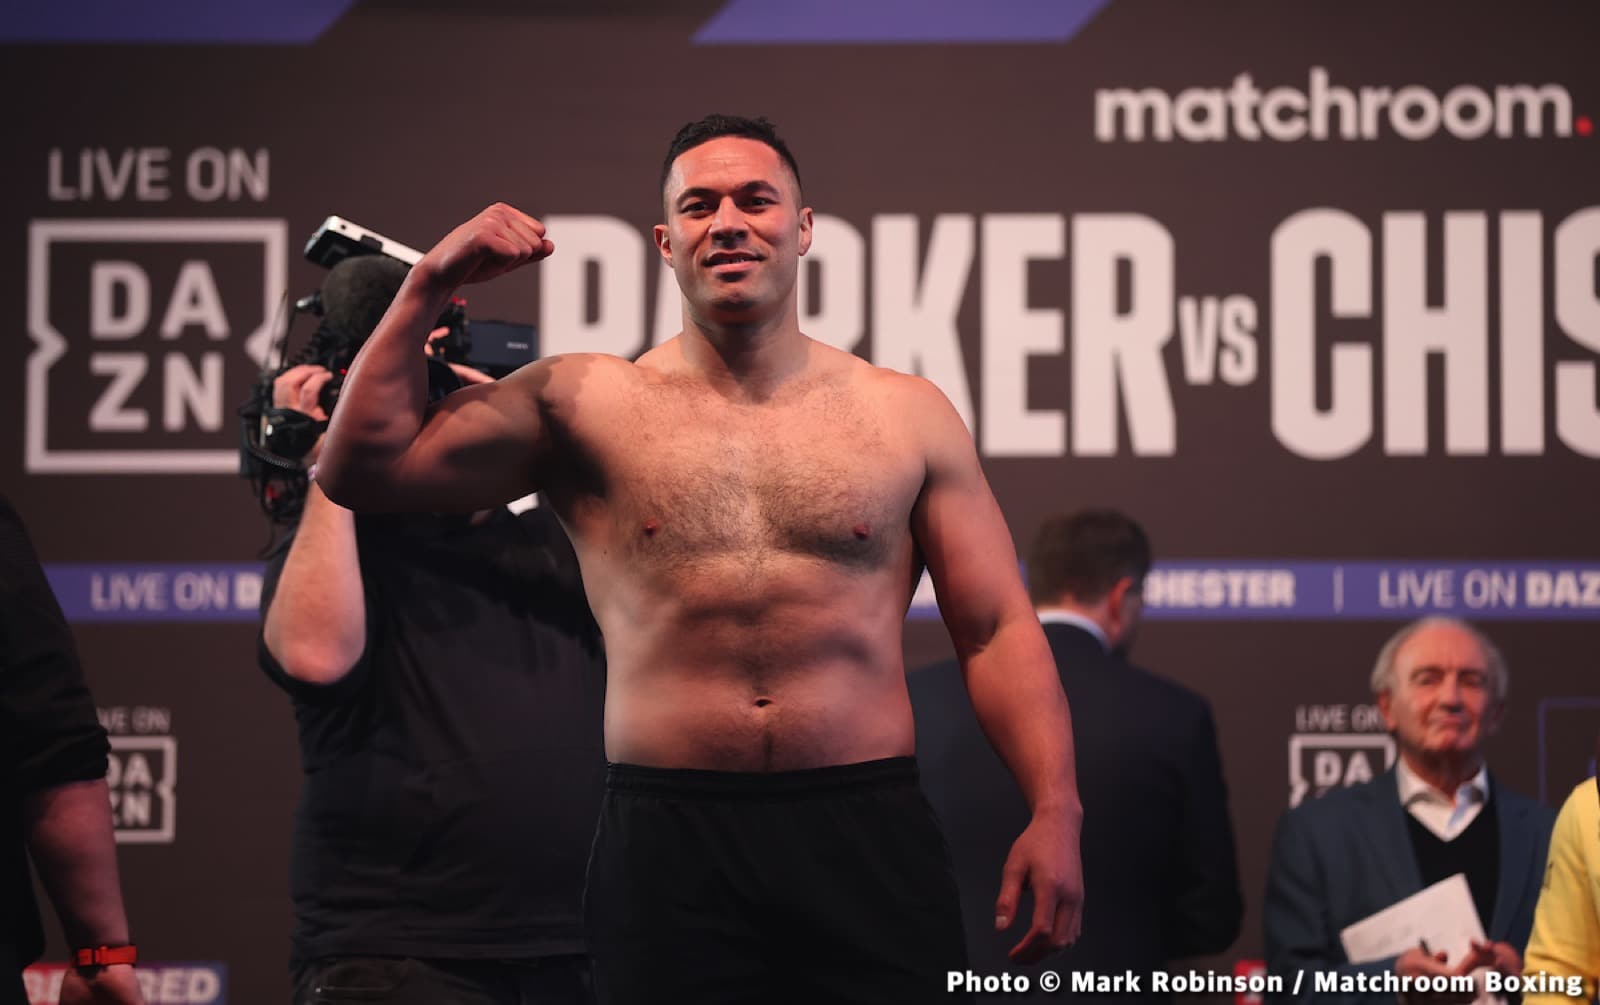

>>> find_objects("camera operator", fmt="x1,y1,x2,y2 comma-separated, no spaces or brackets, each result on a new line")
255,255,605,1005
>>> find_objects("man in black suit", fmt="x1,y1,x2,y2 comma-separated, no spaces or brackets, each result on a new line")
911,509,1242,1001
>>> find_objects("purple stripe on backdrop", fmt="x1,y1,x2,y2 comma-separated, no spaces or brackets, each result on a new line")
46,563,266,622
42,560,1600,623
0,0,356,44
908,561,1600,621
694,0,1112,44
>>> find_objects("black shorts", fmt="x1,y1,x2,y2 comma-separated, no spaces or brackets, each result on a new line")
584,757,971,1004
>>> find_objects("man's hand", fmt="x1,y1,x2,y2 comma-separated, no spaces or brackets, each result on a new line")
59,964,145,1005
272,364,335,422
414,203,554,291
1470,940,1521,977
424,328,493,386
995,805,1084,963
1394,943,1498,1005
270,364,335,464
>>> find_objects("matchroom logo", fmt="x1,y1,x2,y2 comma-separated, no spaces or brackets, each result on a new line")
26,219,284,473
1095,67,1586,143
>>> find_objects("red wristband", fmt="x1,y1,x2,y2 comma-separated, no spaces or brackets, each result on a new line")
72,945,137,969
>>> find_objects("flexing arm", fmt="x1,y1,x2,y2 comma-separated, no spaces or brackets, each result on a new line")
317,204,559,513
906,379,1083,963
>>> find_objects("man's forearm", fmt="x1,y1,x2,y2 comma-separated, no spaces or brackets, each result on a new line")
962,613,1080,816
318,274,453,506
262,484,366,683
23,778,132,948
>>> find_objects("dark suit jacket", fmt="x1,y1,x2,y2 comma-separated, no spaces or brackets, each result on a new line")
1263,768,1557,1005
910,622,1243,1001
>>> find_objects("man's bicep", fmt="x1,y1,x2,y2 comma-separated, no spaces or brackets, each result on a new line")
381,358,567,511
912,390,1029,652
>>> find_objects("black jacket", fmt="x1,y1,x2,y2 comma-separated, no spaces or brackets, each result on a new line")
910,622,1243,1001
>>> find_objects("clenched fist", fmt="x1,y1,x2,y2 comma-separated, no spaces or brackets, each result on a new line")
413,203,554,291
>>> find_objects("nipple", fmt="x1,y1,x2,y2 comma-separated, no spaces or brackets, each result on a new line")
853,523,871,540
643,518,661,537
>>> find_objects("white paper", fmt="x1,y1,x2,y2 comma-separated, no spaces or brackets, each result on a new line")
1341,874,1500,1005
1340,873,1486,964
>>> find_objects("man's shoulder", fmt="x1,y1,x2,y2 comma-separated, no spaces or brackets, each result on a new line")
1074,655,1217,733
857,357,945,402
1121,661,1211,709
541,350,640,386
1283,773,1393,828
1492,776,1558,827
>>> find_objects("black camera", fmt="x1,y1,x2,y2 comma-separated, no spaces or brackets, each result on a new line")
238,216,538,525
311,297,471,416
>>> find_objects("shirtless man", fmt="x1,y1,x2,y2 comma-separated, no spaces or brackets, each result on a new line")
318,114,1083,1003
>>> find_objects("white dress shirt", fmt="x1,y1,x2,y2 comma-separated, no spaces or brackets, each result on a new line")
1395,757,1491,842
1034,608,1108,651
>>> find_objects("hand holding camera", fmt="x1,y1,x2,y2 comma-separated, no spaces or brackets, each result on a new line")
264,365,336,466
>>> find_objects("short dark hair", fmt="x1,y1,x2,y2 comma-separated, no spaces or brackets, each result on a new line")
660,114,803,200
321,254,409,346
1026,509,1152,606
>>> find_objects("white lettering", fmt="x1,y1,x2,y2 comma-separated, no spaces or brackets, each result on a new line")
540,215,647,359
797,215,864,351
1553,208,1600,456
871,214,976,429
162,353,224,432
1071,214,1175,455
159,261,229,338
1271,210,1372,458
1382,213,1489,454
91,262,151,338
88,354,151,432
980,214,1064,456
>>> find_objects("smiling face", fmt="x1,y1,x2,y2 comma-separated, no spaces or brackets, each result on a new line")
1378,621,1503,772
654,136,813,327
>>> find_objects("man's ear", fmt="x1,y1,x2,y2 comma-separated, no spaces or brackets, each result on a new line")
1107,576,1135,620
1377,690,1397,732
798,207,814,256
1485,698,1506,737
653,223,673,266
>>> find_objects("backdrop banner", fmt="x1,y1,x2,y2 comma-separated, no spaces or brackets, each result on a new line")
4,1,1596,999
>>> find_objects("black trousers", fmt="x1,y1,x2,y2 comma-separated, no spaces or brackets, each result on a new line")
584,757,971,1005
292,955,593,1005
